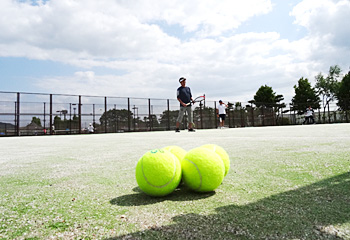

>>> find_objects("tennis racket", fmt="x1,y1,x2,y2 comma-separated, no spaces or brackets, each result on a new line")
185,95,205,106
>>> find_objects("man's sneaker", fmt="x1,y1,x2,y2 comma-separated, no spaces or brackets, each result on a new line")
188,128,196,132
175,128,180,133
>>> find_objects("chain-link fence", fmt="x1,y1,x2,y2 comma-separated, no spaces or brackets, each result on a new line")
0,91,349,136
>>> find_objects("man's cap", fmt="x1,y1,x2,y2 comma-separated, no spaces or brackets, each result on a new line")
179,77,186,83
219,100,223,102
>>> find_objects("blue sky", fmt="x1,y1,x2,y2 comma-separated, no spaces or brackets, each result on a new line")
0,0,349,103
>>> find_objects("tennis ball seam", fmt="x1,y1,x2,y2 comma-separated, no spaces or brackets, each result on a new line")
141,153,178,188
183,157,202,191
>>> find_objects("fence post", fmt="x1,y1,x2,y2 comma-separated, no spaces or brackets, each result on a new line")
43,102,46,132
251,103,255,127
167,99,170,130
200,102,203,129
92,104,96,132
104,97,107,133
16,92,20,136
214,101,217,129
50,94,53,135
78,95,81,134
148,98,152,131
127,98,131,131
208,103,211,129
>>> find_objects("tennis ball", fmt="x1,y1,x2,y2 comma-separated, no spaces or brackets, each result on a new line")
181,147,225,192
162,146,187,162
135,149,182,197
201,144,230,176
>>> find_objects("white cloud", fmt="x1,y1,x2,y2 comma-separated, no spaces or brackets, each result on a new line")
0,0,181,60
0,0,273,60
0,0,349,105
291,0,350,51
119,0,273,36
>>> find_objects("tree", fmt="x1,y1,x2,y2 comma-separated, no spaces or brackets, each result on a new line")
337,71,350,111
291,77,320,114
143,114,160,130
159,110,179,129
53,115,63,129
315,65,341,122
31,117,42,127
252,85,286,125
274,94,286,124
253,85,276,108
100,109,132,131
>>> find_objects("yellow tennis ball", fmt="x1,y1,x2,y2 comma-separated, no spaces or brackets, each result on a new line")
201,144,230,176
181,147,225,192
135,149,182,197
162,146,187,162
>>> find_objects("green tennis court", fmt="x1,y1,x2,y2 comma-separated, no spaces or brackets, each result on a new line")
1,124,349,239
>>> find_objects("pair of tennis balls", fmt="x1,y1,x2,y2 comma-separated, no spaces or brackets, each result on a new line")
135,144,230,197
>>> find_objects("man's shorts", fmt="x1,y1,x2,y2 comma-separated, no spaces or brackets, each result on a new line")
177,106,193,123
219,114,226,121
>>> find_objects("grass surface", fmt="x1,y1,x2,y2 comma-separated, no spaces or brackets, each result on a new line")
1,124,350,239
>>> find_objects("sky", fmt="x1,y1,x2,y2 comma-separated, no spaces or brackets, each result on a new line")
0,0,349,104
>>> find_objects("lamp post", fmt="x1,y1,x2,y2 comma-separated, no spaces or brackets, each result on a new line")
56,110,62,118
132,105,138,131
43,102,46,132
70,103,77,134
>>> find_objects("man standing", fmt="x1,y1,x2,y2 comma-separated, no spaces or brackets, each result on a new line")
175,77,195,132
217,100,228,128
88,123,94,133
303,106,315,124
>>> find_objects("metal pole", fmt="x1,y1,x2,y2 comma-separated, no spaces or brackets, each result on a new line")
16,92,20,136
50,94,53,134
127,98,131,131
93,104,96,132
78,95,81,134
104,97,107,133
214,101,217,129
200,102,203,129
44,102,46,133
14,102,17,136
251,103,255,127
148,99,152,131
167,99,170,131
69,103,72,134
133,105,136,131
113,104,116,133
